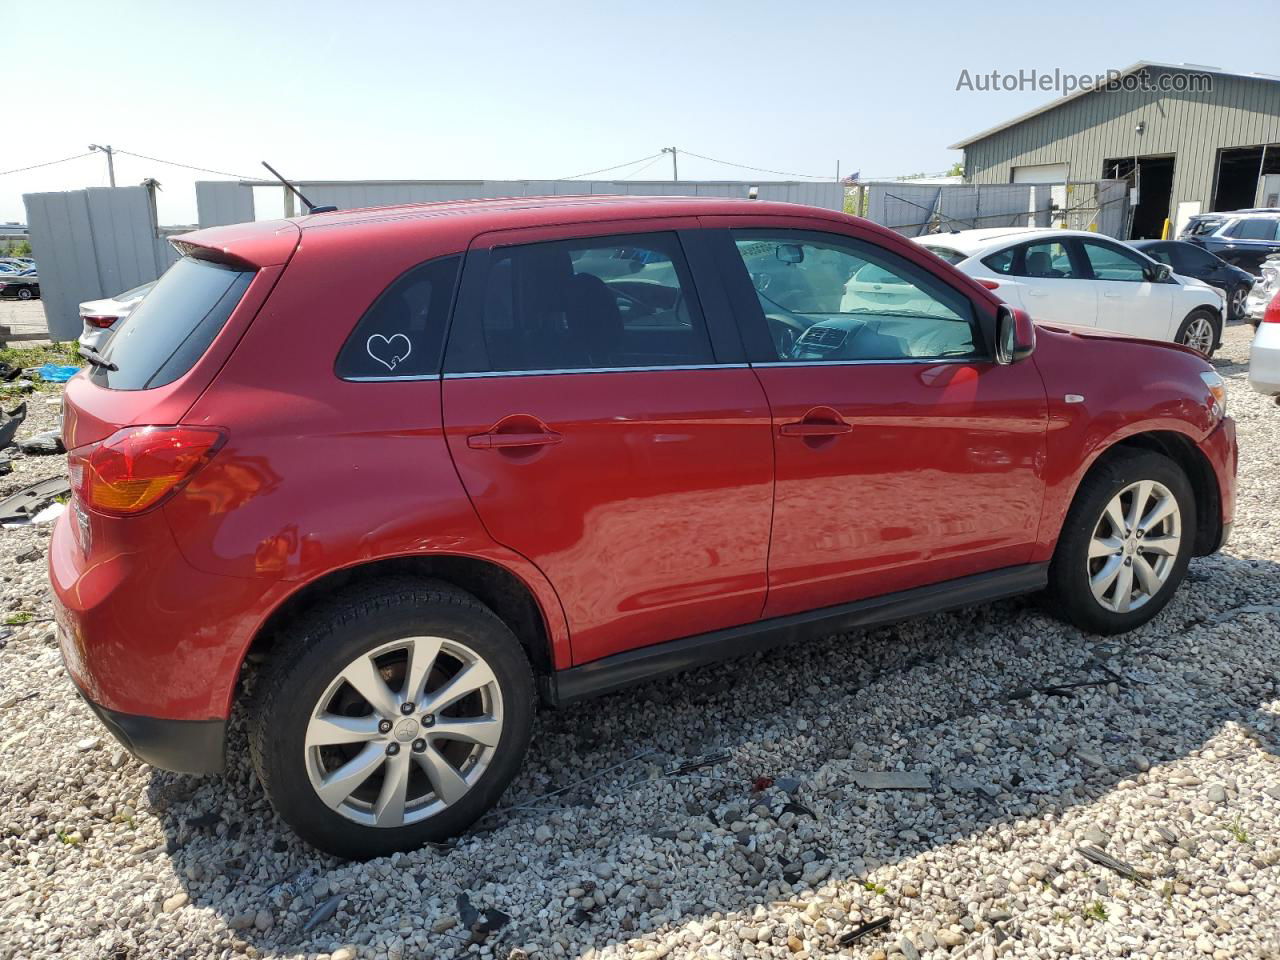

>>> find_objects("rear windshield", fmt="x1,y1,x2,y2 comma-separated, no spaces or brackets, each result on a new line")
90,257,253,390
918,245,967,265
1184,217,1223,236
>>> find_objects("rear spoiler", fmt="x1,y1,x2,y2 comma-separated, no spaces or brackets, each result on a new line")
167,219,302,269
169,239,258,272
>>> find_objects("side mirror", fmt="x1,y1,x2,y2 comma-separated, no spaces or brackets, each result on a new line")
1146,262,1172,283
996,305,1036,364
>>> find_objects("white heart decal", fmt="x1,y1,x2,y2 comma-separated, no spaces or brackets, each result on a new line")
366,333,412,371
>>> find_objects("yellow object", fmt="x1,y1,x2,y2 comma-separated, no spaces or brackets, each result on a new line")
1161,218,1171,239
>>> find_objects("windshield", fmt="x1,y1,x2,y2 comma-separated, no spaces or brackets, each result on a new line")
91,257,254,390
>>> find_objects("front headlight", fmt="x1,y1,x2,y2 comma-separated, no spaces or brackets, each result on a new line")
1200,370,1227,420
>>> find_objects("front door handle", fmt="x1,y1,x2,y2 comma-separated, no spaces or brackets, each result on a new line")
1103,290,1123,298
467,430,563,450
779,408,852,438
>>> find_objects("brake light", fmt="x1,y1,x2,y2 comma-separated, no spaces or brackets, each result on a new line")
68,426,225,516
1264,290,1280,324
82,314,117,329
976,278,1000,290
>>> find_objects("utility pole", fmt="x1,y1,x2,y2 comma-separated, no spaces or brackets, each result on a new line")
662,146,678,182
88,144,115,187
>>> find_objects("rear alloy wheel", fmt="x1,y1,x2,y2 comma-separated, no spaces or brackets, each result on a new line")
250,578,534,859
1044,449,1195,634
304,636,505,829
16,288,32,300
1175,308,1219,356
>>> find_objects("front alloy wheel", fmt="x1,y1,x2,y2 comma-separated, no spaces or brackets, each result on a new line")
1230,286,1248,320
1179,314,1215,354
1086,480,1181,613
1044,448,1195,635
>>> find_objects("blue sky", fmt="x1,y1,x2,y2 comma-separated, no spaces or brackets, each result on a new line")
5,0,1278,224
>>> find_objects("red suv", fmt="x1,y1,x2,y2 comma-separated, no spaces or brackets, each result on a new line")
52,197,1236,858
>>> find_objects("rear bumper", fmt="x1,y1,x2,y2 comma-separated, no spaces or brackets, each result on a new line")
48,503,281,724
67,660,225,774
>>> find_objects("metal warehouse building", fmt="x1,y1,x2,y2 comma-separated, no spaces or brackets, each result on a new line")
952,62,1280,239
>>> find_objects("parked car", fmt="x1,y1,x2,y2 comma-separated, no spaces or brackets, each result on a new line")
0,275,39,300
77,281,156,350
1246,254,1280,325
53,197,1237,859
915,228,1224,355
1127,239,1256,321
1180,210,1280,275
1249,288,1280,399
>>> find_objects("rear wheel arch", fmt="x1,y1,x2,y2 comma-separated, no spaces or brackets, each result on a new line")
237,555,559,709
1072,430,1222,556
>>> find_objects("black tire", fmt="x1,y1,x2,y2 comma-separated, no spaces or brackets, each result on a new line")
1174,307,1220,356
1044,449,1195,635
249,577,535,860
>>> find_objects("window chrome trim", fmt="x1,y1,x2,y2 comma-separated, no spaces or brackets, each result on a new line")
443,363,749,379
343,374,443,382
751,357,985,368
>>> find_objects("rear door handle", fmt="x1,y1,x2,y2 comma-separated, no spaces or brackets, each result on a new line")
1026,288,1049,297
1103,291,1122,298
467,430,563,450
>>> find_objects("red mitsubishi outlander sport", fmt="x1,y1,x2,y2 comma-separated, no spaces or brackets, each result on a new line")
52,196,1236,858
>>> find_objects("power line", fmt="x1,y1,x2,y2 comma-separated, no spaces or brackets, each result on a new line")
620,155,665,180
675,149,833,180
113,149,255,180
557,152,665,180
0,151,95,177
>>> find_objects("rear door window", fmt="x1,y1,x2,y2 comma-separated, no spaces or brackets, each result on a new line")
446,232,714,374
1015,240,1083,278
92,257,253,390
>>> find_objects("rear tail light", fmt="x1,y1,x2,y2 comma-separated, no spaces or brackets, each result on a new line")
82,314,117,329
976,278,1000,290
68,426,225,516
1264,290,1280,324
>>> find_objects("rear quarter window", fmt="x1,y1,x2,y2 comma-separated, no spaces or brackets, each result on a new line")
92,257,253,390
335,256,461,380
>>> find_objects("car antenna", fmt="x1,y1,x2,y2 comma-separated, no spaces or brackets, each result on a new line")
261,161,338,214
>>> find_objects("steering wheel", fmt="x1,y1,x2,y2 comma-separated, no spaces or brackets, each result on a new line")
766,313,805,358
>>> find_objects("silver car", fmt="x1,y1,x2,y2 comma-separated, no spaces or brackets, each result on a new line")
77,281,155,351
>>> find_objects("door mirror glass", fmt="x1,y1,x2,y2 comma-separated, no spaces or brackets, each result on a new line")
776,243,805,264
996,305,1035,364
1145,262,1172,283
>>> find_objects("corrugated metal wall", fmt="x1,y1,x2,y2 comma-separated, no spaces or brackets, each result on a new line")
866,180,1127,238
23,186,177,340
194,179,846,227
963,67,1280,215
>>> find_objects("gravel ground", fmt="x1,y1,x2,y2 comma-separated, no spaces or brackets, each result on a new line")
0,323,1277,960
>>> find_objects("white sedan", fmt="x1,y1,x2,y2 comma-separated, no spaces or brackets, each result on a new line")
77,281,155,351
915,228,1225,355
